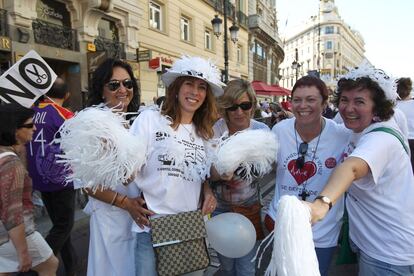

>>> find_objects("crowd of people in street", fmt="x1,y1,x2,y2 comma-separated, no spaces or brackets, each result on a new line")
1,53,414,276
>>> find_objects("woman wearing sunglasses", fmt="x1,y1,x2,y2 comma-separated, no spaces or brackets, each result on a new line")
82,58,142,276
209,79,269,276
265,76,350,276
307,66,414,276
0,104,59,275
130,56,221,276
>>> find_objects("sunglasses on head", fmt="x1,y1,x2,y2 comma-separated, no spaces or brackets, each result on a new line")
296,142,308,169
226,101,253,111
20,123,34,129
106,79,134,91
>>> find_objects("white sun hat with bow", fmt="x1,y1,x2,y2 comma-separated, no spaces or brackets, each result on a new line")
161,55,225,97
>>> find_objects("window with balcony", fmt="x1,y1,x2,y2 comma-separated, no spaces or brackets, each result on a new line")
180,16,190,42
205,29,212,50
149,2,162,31
326,41,333,50
325,26,334,34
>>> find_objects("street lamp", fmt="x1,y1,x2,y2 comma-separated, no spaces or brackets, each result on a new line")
291,48,301,82
211,0,239,83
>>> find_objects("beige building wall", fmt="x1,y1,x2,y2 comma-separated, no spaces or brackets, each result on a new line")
138,0,249,104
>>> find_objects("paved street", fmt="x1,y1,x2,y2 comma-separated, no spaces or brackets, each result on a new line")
35,172,358,276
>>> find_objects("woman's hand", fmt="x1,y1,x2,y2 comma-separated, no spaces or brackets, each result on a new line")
121,196,155,229
202,183,217,215
18,249,32,272
303,200,330,224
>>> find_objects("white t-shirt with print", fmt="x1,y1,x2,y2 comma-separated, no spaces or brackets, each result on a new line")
345,119,414,265
129,109,208,233
267,118,351,248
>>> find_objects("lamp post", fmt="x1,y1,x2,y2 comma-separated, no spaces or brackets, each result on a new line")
211,0,239,83
291,48,301,82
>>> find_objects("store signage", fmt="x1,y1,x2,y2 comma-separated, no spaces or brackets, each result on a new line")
149,57,161,70
0,36,11,51
160,57,173,65
138,50,152,61
87,43,96,52
0,50,57,107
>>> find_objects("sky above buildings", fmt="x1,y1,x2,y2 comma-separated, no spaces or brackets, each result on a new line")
276,0,414,80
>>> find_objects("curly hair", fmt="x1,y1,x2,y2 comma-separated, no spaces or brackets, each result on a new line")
0,104,35,146
397,77,412,100
334,77,394,121
87,58,140,117
161,76,218,139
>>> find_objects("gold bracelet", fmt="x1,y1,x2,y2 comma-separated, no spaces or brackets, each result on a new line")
110,192,118,206
118,195,128,208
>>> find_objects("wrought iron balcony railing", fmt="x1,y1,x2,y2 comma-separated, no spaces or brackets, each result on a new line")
0,9,8,37
32,19,79,51
94,36,126,59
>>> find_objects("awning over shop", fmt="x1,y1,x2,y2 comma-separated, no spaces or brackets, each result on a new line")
251,80,290,96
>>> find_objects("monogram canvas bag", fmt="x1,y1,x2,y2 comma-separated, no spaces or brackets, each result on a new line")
150,210,210,276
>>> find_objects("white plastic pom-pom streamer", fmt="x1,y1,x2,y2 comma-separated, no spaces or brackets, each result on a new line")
254,195,320,276
214,129,278,181
55,105,147,191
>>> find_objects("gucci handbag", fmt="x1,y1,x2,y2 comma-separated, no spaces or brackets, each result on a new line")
150,210,210,276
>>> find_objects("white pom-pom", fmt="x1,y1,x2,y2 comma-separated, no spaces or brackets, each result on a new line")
257,196,320,276
55,106,147,190
214,129,278,181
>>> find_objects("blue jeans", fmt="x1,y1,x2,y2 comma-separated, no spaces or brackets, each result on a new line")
350,240,414,276
135,232,157,276
217,242,258,276
315,247,336,276
134,232,204,276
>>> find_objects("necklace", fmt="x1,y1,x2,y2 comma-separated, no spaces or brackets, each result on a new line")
294,119,325,201
181,123,195,142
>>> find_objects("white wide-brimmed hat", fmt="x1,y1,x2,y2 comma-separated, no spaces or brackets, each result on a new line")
161,55,225,97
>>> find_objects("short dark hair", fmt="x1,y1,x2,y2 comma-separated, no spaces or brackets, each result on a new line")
87,58,140,117
46,78,68,99
397,77,412,100
292,76,329,103
334,77,394,121
0,103,34,146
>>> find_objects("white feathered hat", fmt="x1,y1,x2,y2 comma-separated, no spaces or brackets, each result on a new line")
161,55,225,97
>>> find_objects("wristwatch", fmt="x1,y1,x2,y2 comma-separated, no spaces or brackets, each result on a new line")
315,195,332,210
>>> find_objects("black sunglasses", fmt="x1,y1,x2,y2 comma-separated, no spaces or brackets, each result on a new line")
296,142,308,169
226,101,253,111
20,123,34,129
106,79,134,91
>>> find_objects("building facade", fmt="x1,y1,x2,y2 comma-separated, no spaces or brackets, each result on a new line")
137,0,250,104
248,0,284,84
0,0,142,111
279,0,365,89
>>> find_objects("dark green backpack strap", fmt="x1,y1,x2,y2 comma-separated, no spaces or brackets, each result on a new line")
368,127,409,155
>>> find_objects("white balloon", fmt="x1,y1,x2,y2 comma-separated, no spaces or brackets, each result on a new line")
206,212,256,258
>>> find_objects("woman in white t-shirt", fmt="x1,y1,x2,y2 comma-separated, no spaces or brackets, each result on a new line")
210,79,269,276
308,64,414,275
82,58,142,276
396,77,414,172
265,76,350,276
130,56,222,276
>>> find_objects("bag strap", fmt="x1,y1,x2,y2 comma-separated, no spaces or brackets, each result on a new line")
368,127,409,155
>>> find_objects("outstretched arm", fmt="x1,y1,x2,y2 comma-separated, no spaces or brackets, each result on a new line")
307,156,369,223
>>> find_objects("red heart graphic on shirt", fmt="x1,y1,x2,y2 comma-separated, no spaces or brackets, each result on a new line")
287,159,317,185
